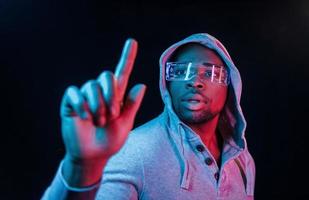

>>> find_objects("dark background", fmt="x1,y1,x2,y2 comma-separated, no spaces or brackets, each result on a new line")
1,0,308,199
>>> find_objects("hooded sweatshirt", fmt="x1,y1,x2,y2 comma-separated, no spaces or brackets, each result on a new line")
42,33,255,200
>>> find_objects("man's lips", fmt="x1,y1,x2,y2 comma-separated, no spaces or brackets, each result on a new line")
181,94,208,103
187,99,201,103
181,96,208,110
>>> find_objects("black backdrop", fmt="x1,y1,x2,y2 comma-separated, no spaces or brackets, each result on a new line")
1,0,308,199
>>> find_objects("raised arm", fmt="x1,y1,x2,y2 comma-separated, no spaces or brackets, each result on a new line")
42,38,146,199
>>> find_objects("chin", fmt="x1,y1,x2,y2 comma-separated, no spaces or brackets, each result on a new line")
180,110,217,124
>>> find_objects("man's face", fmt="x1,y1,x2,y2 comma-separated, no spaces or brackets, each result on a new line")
168,44,228,124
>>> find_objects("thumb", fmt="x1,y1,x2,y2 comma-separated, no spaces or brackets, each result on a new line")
121,84,146,122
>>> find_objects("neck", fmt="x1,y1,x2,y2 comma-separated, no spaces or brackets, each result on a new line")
187,114,223,164
187,114,221,148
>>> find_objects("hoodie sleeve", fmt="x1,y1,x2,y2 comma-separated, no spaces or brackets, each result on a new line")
41,134,144,200
41,161,100,200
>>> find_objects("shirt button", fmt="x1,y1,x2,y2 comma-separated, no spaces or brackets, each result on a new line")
196,144,205,152
204,157,213,165
214,172,219,180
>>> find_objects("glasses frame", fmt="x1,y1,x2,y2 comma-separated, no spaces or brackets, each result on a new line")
165,61,230,86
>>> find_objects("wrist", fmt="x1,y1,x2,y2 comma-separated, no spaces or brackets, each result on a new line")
62,155,108,187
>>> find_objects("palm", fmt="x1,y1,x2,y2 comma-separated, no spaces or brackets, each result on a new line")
60,39,145,163
62,114,132,160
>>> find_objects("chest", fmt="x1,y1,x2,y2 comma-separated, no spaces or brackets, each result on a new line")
141,147,248,200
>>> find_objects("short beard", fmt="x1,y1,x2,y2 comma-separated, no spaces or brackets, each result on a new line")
179,109,219,124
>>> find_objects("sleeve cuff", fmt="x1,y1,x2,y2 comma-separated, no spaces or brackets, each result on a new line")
58,160,101,192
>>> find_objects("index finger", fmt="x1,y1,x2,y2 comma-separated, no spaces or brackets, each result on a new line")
114,38,138,101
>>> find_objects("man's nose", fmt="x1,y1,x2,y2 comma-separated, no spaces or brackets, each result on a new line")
186,76,205,89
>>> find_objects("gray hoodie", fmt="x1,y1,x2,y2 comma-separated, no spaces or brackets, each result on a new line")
42,33,255,200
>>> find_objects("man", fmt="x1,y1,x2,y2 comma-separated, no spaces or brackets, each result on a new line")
42,33,255,199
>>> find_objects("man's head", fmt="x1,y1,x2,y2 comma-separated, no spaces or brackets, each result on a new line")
167,43,229,124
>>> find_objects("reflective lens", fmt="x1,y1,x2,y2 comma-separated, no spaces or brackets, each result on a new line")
166,62,229,85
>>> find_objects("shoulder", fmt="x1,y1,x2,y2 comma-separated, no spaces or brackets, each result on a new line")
103,113,171,179
237,147,255,177
237,148,256,196
106,113,169,165
128,113,168,145
239,148,255,170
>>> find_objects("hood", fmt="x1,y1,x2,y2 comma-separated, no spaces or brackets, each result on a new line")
159,33,247,149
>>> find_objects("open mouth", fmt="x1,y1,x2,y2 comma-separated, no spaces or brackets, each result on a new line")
182,99,206,110
183,98,208,104
187,99,201,103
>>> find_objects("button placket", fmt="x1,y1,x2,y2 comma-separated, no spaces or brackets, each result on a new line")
204,157,213,165
195,144,216,166
196,144,205,152
214,172,220,181
193,142,220,186
217,170,230,198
